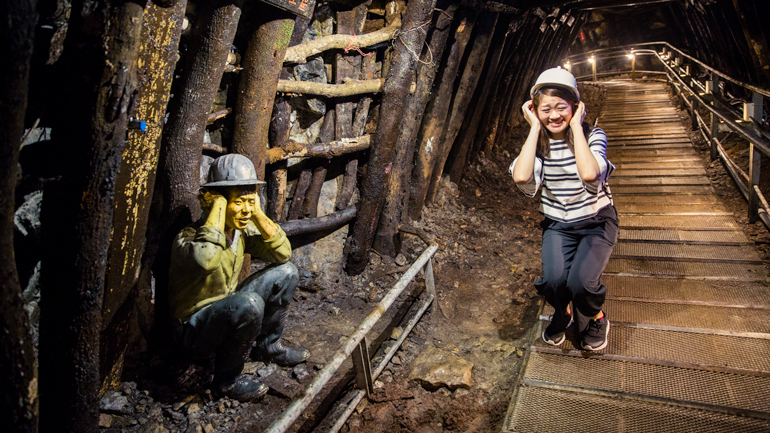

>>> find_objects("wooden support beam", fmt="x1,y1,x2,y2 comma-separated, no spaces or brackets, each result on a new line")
0,0,37,429
280,205,357,236
277,77,385,96
266,135,372,163
346,0,436,275
283,16,400,64
101,0,186,396
429,11,497,203
268,16,310,223
39,1,144,430
232,10,295,180
374,2,459,256
144,0,242,368
409,9,476,220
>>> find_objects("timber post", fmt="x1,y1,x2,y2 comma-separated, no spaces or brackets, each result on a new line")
232,9,295,180
346,0,437,275
426,10,495,204
268,16,310,222
0,0,38,430
146,0,242,356
39,1,144,430
374,2,459,256
446,11,501,184
409,8,476,220
100,0,187,394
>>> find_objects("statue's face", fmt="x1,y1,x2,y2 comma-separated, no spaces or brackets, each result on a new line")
225,190,256,231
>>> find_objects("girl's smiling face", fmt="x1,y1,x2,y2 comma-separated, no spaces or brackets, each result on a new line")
536,94,574,140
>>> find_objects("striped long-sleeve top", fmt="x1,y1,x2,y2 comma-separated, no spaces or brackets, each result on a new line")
509,127,614,223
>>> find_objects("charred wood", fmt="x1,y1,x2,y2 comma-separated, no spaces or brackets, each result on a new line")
346,0,436,275
335,3,371,212
145,0,242,360
268,16,310,222
429,11,497,202
39,1,144,430
283,11,400,64
281,205,357,236
266,135,372,163
375,2,459,256
101,0,186,394
0,0,37,430
303,109,335,218
450,13,509,183
232,9,295,180
288,168,313,220
409,8,476,219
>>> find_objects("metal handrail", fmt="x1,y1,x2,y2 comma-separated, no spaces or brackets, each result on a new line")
576,43,770,228
566,42,770,98
264,243,439,433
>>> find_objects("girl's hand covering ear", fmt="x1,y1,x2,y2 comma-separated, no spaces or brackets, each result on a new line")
571,101,586,127
522,100,540,127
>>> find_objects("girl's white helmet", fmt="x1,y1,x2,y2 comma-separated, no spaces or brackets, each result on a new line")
530,66,579,101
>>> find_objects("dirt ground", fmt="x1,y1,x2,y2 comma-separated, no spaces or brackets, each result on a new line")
102,81,770,433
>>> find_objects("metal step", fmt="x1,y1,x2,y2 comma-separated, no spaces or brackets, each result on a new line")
612,169,707,177
523,352,770,412
505,385,770,433
543,299,770,333
612,242,761,263
608,148,700,158
605,258,765,278
616,228,747,243
616,203,728,213
533,323,770,372
602,275,770,306
612,185,714,194
613,194,718,204
618,214,734,228
612,177,710,185
615,161,704,169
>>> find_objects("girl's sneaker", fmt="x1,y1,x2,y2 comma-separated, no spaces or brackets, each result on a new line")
542,312,573,346
581,315,610,351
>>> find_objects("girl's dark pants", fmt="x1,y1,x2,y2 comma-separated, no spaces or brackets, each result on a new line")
535,205,618,332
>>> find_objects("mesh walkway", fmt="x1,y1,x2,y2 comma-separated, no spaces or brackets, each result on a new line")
502,81,770,432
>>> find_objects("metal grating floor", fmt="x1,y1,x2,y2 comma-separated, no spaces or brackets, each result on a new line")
509,386,770,433
503,80,770,432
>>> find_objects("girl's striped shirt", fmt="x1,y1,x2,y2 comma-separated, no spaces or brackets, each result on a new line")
509,127,614,223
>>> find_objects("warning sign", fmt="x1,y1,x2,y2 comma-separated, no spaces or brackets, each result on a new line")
257,0,316,19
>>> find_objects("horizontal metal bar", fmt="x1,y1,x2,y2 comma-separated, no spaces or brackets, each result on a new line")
571,42,770,98
265,243,439,433
658,55,770,158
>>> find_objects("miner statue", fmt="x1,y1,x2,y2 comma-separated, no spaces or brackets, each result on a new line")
169,153,309,402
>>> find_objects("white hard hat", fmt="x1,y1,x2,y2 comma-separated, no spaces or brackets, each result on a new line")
203,153,265,187
530,66,580,101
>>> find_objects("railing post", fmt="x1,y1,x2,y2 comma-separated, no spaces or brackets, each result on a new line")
708,74,720,161
690,95,699,131
424,257,435,299
744,91,764,131
749,143,761,223
352,336,374,397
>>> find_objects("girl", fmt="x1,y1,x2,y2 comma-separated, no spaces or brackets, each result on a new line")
509,67,617,351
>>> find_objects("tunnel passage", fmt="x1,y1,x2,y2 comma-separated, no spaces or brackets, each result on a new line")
2,0,770,431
